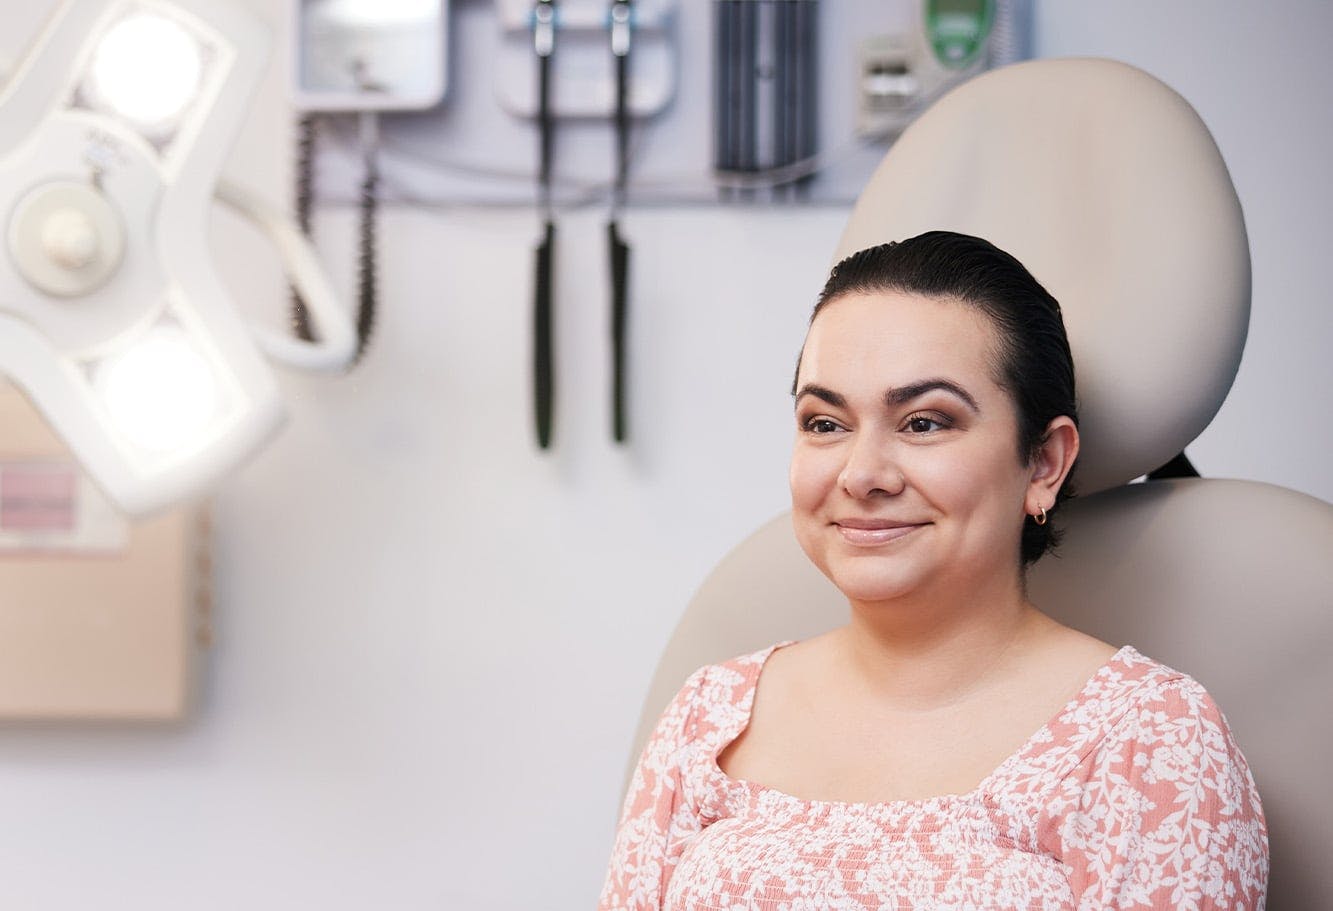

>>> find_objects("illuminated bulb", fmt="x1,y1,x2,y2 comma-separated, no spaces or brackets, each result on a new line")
96,327,221,456
87,13,203,134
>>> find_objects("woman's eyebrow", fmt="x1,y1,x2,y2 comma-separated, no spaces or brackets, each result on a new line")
886,379,979,412
792,383,845,407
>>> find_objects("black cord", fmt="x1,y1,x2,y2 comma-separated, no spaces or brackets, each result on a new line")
291,112,319,342
290,110,379,365
354,160,378,364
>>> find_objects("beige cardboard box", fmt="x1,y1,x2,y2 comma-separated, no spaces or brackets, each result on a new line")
0,380,204,720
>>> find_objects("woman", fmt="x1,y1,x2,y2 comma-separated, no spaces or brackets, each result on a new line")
599,233,1268,909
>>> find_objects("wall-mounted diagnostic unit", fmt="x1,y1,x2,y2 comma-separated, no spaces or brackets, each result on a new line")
493,0,675,121
294,0,449,110
858,0,1009,138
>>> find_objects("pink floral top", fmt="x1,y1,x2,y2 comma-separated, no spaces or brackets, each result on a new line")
599,643,1267,910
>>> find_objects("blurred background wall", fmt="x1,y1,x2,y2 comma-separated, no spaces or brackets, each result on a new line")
0,1,1328,907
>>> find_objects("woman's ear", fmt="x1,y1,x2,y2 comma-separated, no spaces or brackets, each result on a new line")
1026,416,1080,512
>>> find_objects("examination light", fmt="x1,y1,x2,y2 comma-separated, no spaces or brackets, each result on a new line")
0,0,356,516
83,12,205,136
93,323,222,456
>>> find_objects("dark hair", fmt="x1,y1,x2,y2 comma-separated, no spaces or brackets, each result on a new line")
800,231,1078,565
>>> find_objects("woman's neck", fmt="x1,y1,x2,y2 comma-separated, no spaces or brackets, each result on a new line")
835,575,1047,710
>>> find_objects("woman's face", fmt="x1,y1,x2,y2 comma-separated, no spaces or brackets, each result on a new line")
790,290,1040,607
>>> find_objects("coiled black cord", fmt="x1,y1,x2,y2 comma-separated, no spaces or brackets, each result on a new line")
291,112,318,342
354,163,378,364
288,110,378,364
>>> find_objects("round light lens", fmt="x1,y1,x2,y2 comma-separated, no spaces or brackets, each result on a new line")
96,327,221,456
87,13,203,133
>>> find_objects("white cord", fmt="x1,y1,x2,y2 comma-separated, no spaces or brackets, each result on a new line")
214,178,357,373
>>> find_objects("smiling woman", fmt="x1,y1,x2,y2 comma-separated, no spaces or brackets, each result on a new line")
597,233,1268,910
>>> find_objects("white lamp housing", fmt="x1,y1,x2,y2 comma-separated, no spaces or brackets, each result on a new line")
0,0,351,516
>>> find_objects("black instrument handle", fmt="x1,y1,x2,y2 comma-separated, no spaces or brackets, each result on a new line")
609,0,632,442
609,221,629,443
533,0,556,449
534,220,556,449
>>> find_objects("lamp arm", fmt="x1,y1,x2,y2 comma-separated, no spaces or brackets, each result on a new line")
214,178,357,372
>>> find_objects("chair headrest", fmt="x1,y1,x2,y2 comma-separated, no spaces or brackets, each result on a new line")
835,58,1249,494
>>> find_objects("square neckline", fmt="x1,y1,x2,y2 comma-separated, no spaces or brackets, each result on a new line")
707,640,1141,811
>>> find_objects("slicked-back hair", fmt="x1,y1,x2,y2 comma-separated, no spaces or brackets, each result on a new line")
800,231,1079,565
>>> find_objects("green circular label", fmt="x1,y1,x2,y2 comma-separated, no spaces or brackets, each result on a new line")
926,0,995,70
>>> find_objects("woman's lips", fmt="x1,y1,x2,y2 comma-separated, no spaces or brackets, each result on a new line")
834,520,927,546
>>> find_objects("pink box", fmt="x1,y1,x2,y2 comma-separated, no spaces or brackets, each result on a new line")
0,464,77,531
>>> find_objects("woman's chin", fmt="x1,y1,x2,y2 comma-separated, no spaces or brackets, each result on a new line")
820,562,927,607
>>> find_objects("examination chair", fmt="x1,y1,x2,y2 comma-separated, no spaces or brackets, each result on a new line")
627,59,1333,907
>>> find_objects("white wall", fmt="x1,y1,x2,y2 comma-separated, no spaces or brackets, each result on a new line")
0,2,1328,909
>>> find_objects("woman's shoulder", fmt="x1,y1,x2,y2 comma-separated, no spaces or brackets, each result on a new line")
1046,645,1247,768
1000,645,1257,813
1021,617,1211,726
1032,649,1268,905
1081,646,1216,717
644,642,797,754
658,640,801,728
676,640,797,700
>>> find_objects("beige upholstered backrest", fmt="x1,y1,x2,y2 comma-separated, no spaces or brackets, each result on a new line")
628,59,1333,907
834,57,1249,496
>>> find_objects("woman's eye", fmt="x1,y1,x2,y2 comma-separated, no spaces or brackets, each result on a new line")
905,415,946,433
803,417,843,434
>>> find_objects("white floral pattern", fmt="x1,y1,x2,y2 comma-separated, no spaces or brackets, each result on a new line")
598,644,1267,910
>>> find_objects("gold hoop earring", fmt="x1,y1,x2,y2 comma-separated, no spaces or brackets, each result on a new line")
1033,505,1048,526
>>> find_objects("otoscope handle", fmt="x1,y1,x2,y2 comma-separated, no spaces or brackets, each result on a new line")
609,221,629,443
534,220,555,449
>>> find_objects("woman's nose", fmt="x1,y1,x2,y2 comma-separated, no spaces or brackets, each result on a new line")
837,434,905,499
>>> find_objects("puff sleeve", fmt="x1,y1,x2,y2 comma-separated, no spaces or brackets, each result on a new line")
1041,678,1269,910
597,667,710,911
